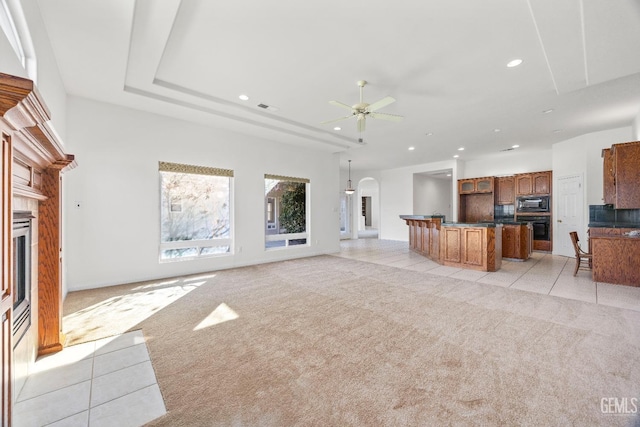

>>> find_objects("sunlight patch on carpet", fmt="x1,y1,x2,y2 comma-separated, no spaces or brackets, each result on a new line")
64,280,207,344
194,303,239,330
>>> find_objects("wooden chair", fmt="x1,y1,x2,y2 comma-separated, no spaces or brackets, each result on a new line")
569,231,592,276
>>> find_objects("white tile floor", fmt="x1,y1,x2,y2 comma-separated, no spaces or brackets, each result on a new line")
13,330,166,427
335,238,640,311
14,238,640,426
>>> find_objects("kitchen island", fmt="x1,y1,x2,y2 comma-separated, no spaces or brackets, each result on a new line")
399,215,445,262
400,216,502,272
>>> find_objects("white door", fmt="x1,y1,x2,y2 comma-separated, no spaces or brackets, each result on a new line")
556,174,583,257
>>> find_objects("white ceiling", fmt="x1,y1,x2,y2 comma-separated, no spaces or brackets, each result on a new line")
37,0,640,171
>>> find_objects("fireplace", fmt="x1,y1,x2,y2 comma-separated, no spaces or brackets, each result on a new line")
13,211,33,347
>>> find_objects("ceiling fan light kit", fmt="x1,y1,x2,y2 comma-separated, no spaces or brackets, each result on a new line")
322,80,403,132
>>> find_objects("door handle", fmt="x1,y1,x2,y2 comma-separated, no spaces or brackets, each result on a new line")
557,219,562,223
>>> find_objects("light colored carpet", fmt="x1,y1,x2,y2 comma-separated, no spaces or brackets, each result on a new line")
63,255,640,426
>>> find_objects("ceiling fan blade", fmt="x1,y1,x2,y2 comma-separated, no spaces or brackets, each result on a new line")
357,114,366,132
320,114,354,125
329,100,354,111
367,96,396,112
368,112,404,122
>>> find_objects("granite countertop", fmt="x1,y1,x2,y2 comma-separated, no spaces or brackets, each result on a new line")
442,222,500,228
481,220,529,225
399,215,446,220
588,222,640,228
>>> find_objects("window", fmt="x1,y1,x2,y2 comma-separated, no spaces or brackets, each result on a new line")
264,174,309,249
0,0,36,80
159,161,232,261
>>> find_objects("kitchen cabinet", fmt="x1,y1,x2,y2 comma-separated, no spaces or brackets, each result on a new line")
440,224,502,272
515,171,551,196
458,177,494,194
495,176,515,205
604,141,640,209
602,148,615,205
458,193,494,223
590,234,640,287
501,223,532,260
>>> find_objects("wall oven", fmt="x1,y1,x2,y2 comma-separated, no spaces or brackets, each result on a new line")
516,195,550,213
516,215,550,241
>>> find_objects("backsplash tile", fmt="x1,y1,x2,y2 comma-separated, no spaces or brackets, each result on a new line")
589,205,640,225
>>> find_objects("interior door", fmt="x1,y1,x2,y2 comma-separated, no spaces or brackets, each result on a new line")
556,174,583,257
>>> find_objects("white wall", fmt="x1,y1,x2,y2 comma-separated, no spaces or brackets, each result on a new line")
462,149,552,178
413,175,452,218
379,160,459,241
64,97,340,290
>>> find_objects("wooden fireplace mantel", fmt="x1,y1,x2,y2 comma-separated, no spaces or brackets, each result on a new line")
1,72,75,361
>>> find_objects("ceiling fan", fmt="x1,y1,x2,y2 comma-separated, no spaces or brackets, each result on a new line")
321,80,403,132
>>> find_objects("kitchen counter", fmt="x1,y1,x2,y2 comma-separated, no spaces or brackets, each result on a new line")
400,215,446,220
588,222,640,228
590,235,640,286
442,222,498,228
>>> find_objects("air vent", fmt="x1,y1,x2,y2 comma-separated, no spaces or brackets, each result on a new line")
257,103,279,112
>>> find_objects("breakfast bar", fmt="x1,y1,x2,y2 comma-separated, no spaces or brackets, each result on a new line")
400,215,502,272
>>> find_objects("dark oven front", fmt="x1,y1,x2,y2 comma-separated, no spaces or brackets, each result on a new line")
516,215,550,241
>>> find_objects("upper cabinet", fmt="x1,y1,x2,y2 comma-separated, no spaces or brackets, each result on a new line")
604,141,640,208
515,171,551,196
602,148,615,205
458,177,494,194
495,176,515,205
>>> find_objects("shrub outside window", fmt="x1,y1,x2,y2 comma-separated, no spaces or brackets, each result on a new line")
159,161,232,261
264,174,309,249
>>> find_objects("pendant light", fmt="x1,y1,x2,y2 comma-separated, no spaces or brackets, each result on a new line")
345,160,355,195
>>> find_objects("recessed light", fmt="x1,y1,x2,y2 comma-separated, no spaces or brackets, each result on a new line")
408,146,415,151
493,128,501,133
458,147,464,151
507,59,523,68
239,94,249,101
512,144,520,148
553,129,563,133
333,127,341,131
446,174,452,177
426,132,433,136
453,154,459,158
543,109,554,114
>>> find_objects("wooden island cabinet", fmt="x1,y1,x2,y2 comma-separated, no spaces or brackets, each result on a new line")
440,223,502,272
501,222,533,260
400,217,502,272
400,215,444,263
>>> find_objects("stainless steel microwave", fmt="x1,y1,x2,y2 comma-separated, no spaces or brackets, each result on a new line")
516,195,550,213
